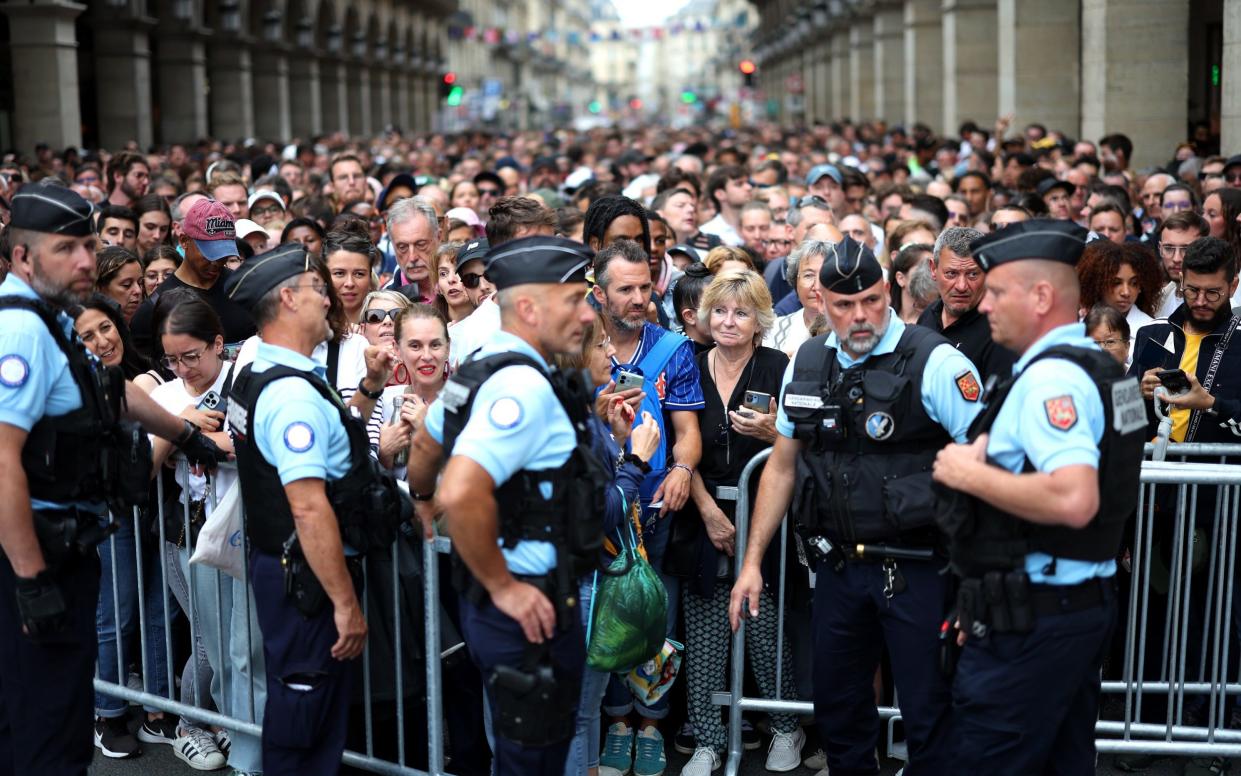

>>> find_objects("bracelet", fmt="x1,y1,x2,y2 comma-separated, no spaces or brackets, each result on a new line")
174,419,196,446
623,453,652,474
356,379,383,400
671,462,693,477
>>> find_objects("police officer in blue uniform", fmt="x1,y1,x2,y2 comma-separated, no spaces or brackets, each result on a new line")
730,238,982,775
0,183,225,776
224,244,407,775
932,220,1145,774
408,235,608,776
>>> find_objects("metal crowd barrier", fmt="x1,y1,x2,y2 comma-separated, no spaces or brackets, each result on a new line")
719,443,1241,773
92,460,455,776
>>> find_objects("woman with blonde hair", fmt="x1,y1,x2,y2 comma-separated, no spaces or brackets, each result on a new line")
702,245,756,275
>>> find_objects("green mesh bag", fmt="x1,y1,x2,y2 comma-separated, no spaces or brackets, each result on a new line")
586,510,668,673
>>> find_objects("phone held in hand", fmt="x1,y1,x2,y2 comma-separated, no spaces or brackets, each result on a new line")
742,390,772,413
1156,368,1191,395
616,369,645,392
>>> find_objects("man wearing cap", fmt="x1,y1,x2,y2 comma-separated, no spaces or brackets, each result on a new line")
931,220,1145,773
806,164,846,218
474,171,504,222
248,190,287,229
1037,178,1075,221
407,235,606,776
223,242,407,774
130,198,255,355
730,238,982,776
446,239,497,367
918,227,1016,383
0,182,226,774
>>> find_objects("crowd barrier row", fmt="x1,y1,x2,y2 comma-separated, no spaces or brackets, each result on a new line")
92,443,1241,775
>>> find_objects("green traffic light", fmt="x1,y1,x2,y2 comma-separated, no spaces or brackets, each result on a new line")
446,85,464,107
588,100,602,114
681,91,697,104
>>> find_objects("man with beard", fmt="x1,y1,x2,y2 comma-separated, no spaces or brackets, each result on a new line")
919,227,1015,382
1152,211,1209,318
1132,236,1241,444
592,238,702,776
105,152,150,208
130,199,254,354
0,183,225,774
730,239,981,776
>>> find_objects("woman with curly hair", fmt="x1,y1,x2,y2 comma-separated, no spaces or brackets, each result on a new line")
1076,239,1164,331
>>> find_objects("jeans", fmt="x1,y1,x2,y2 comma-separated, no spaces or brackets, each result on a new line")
95,513,171,718
566,576,611,775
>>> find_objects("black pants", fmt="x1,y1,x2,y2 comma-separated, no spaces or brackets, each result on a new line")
251,550,360,776
0,551,99,776
952,585,1117,775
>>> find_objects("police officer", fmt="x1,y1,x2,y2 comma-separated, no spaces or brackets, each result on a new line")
408,235,606,776
931,220,1145,774
728,237,983,775
223,244,406,775
0,183,225,775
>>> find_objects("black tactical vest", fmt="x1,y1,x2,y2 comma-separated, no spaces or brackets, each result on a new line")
0,295,130,505
228,363,406,555
938,345,1146,578
783,325,954,545
440,351,607,582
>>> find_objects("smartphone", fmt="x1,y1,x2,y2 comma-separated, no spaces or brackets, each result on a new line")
616,370,645,392
1156,368,1191,395
197,390,226,413
743,390,772,413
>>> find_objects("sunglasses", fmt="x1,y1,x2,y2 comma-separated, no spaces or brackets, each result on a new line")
460,271,486,289
362,308,401,324
477,188,501,197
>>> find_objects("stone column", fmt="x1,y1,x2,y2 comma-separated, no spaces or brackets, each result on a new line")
347,60,372,137
371,63,391,132
830,27,850,119
391,60,410,133
318,56,348,134
1081,0,1187,168
1224,0,1241,154
904,0,942,130
872,5,904,124
93,17,155,149
942,0,997,133
849,19,875,120
1,0,85,151
207,38,255,139
288,54,322,137
251,47,291,141
802,46,817,125
155,29,208,143
997,0,1079,137
814,39,832,123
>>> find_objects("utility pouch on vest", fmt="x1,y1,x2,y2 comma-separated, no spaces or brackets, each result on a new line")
33,509,115,569
280,533,364,619
489,647,579,747
881,470,939,533
111,421,153,511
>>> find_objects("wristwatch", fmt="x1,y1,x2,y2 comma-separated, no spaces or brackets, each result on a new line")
356,379,383,400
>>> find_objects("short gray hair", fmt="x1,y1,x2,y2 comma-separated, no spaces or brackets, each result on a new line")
251,275,303,329
907,259,938,305
593,239,647,289
386,196,439,240
786,197,832,228
932,227,982,265
785,239,837,288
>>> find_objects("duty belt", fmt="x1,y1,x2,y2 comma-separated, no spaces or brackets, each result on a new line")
957,572,1114,637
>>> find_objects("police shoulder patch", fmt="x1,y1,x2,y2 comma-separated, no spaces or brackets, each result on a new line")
1043,395,1078,431
283,421,315,452
0,354,29,388
488,396,523,429
954,370,980,402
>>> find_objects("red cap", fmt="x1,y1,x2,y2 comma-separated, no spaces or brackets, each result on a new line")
183,199,238,261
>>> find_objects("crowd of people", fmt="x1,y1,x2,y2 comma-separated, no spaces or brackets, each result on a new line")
0,117,1233,776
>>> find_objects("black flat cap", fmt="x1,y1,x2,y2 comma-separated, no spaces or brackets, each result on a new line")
457,238,490,269
484,236,593,290
223,242,316,309
1036,177,1074,198
10,182,94,237
1223,154,1241,172
666,244,702,263
818,236,883,294
970,219,1088,272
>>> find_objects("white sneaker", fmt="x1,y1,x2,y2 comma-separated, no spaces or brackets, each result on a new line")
173,726,226,771
679,747,721,776
803,747,826,770
765,727,805,772
213,728,231,759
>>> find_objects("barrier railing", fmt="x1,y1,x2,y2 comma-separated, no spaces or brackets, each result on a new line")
720,444,1241,773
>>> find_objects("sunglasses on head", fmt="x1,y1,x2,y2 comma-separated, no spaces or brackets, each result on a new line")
362,308,401,325
460,271,486,289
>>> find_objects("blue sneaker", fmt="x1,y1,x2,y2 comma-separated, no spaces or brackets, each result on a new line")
634,725,667,776
600,722,634,776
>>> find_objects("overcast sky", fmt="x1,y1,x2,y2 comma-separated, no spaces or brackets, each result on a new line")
611,0,690,26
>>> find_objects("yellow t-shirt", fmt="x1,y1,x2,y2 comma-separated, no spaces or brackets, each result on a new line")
1170,332,1204,442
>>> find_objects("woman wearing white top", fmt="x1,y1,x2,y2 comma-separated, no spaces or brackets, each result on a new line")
324,229,377,329
376,304,451,473
148,291,261,773
763,240,829,359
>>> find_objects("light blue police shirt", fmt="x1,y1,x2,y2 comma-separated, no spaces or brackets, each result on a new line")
775,311,983,443
986,322,1113,585
425,329,575,575
0,274,103,513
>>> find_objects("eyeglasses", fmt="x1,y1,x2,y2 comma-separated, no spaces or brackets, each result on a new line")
460,271,486,289
1182,284,1227,303
1227,173,1241,184
250,203,284,219
161,347,208,370
1158,243,1190,259
1094,338,1129,350
477,187,501,197
362,308,401,324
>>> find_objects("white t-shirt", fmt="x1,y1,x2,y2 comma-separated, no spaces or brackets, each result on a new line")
1155,281,1181,320
699,213,743,246
764,310,812,360
449,298,501,368
234,332,368,392
148,366,239,503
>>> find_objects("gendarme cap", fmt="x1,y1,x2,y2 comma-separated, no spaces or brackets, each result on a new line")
969,219,1089,272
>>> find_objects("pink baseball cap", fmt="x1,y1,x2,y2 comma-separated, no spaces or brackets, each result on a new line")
183,199,239,262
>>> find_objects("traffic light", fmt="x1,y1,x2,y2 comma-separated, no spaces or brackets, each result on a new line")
439,72,456,99
629,98,643,111
446,86,464,107
680,90,697,104
738,59,756,88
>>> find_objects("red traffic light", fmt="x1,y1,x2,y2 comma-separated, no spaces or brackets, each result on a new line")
738,59,756,75
443,72,457,85
629,98,643,110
